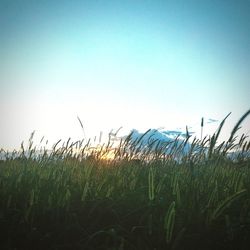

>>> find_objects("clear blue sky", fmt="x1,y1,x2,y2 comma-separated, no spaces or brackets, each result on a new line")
0,0,250,149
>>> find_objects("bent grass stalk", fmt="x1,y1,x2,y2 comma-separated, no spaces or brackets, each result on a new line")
164,201,176,244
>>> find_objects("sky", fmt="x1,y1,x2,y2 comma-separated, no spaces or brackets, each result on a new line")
0,0,250,150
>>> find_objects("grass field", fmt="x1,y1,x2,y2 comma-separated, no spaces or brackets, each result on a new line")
0,110,250,250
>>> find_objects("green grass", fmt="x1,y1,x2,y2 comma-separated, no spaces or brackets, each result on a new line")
0,110,250,250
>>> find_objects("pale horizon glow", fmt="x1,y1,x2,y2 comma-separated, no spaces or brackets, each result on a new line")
0,0,250,150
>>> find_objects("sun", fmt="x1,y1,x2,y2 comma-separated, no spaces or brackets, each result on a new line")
100,149,116,161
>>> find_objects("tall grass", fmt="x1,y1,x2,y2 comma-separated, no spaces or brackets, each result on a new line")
0,110,250,250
